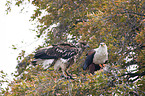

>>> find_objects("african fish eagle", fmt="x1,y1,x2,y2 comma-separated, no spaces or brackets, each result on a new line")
83,43,108,74
31,42,89,79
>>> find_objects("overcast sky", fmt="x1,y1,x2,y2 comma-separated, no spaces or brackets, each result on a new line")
0,0,43,85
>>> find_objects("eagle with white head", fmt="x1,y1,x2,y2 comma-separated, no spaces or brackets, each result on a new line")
83,43,108,74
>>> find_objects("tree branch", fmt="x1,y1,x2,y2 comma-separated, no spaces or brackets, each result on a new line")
122,71,145,78
120,11,145,16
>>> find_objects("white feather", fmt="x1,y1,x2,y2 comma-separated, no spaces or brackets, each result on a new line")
42,59,54,68
93,43,108,64
35,59,54,69
54,58,68,71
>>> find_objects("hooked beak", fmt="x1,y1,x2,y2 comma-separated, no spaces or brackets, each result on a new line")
101,43,105,47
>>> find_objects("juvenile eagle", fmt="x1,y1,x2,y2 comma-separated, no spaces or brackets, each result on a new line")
32,42,89,79
17,42,89,79
83,43,108,74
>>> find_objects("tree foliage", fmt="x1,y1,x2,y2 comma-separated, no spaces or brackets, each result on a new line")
2,0,145,95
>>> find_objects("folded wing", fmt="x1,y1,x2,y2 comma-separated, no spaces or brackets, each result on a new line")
83,49,96,70
34,43,78,59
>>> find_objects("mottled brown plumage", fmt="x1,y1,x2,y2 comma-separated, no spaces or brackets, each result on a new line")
17,42,89,78
34,43,78,59
32,42,88,79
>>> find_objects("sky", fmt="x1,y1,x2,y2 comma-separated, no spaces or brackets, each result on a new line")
0,1,43,87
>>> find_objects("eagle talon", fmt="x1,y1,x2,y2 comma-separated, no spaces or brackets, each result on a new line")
61,75,74,80
60,74,74,80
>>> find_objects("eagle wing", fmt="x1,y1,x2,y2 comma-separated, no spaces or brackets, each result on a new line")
83,49,96,70
34,43,78,59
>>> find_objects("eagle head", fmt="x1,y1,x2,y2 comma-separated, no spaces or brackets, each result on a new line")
100,43,107,48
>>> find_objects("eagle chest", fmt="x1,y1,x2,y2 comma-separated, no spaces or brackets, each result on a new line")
93,51,107,64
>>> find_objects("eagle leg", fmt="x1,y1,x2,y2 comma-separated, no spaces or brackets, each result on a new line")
65,70,74,79
62,70,74,79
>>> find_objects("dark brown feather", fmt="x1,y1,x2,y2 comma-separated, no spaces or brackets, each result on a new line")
34,43,78,59
89,63,101,74
83,49,96,70
87,49,96,55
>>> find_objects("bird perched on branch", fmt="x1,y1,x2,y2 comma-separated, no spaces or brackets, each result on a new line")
17,42,89,79
83,43,108,74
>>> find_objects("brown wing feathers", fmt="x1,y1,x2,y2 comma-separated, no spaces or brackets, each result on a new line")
34,43,78,59
83,49,96,70
34,47,61,59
